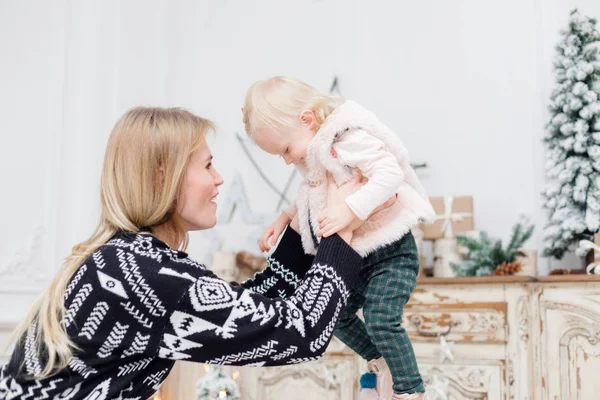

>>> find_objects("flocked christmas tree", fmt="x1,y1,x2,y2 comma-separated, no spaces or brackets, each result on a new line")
542,9,600,259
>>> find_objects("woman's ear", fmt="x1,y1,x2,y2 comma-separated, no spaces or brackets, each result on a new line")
299,110,316,129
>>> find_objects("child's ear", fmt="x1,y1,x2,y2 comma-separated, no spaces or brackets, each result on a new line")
299,110,316,129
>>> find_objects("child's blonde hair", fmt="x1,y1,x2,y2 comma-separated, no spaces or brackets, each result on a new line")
9,107,213,379
242,76,344,137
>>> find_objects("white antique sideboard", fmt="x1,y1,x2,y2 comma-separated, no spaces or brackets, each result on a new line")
158,275,600,400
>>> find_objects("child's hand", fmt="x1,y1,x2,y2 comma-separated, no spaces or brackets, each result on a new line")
259,213,291,252
317,203,358,238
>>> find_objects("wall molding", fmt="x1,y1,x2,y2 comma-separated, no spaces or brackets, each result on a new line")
0,225,45,280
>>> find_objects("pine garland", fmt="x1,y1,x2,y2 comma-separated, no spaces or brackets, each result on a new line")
451,221,534,277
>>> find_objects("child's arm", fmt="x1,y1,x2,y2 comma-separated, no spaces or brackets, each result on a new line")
335,129,403,219
319,129,403,237
259,207,297,252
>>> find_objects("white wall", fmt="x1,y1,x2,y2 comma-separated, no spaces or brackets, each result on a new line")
1,0,600,342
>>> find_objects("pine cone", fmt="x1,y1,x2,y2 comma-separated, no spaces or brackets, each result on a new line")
493,261,523,275
549,268,571,275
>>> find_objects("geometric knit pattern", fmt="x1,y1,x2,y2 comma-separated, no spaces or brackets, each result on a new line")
120,301,154,329
142,368,169,391
246,275,277,295
62,283,93,328
97,322,129,358
116,249,167,318
0,228,361,399
68,357,98,379
63,264,87,301
265,257,302,289
23,322,42,377
310,299,342,352
79,302,109,340
206,340,279,365
122,332,150,358
117,358,152,377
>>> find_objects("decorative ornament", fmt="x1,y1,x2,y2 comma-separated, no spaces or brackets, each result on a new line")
196,365,241,400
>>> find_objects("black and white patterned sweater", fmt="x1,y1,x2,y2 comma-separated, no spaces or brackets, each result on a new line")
0,227,361,400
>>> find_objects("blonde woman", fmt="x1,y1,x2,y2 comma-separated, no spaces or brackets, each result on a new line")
0,107,393,399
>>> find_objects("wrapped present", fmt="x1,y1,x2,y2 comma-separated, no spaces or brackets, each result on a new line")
420,196,474,240
211,251,239,282
515,249,537,276
433,238,460,278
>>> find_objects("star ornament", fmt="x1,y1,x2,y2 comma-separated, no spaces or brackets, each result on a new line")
437,335,454,363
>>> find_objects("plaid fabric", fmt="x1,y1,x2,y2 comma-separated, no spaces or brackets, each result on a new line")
334,231,425,394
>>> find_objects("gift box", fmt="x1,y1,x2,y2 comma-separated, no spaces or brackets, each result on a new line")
211,251,239,282
420,196,474,240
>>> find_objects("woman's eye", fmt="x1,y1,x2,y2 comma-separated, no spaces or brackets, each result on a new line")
206,163,212,169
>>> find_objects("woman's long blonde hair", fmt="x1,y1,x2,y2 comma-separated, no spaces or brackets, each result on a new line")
10,107,213,379
242,76,344,137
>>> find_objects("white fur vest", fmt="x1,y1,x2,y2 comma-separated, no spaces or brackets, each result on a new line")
295,101,435,257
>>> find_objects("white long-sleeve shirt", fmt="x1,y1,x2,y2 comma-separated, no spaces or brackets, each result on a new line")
283,128,404,221
333,128,404,220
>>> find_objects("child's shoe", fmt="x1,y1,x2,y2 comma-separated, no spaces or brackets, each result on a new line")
367,357,393,400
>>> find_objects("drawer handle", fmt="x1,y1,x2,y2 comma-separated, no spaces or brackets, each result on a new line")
409,316,458,337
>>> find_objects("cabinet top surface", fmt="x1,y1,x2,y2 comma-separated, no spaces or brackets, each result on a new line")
418,274,600,285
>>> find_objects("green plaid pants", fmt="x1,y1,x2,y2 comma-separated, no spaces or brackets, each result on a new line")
334,232,425,394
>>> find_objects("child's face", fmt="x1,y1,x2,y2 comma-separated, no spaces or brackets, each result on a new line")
253,111,316,166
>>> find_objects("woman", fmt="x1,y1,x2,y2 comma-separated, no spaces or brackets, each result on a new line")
0,107,392,399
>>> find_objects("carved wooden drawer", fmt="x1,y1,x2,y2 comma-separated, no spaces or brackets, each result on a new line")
403,302,508,344
419,358,505,400
239,353,360,400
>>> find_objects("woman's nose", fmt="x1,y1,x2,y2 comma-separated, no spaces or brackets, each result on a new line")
213,169,224,186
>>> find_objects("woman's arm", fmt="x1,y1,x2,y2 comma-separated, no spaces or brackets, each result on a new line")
157,233,361,366
240,226,314,299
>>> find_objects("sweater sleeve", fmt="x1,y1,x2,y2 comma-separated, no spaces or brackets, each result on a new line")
333,128,404,220
157,234,361,366
240,226,314,299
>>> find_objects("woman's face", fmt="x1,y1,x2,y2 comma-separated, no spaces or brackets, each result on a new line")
177,140,224,231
